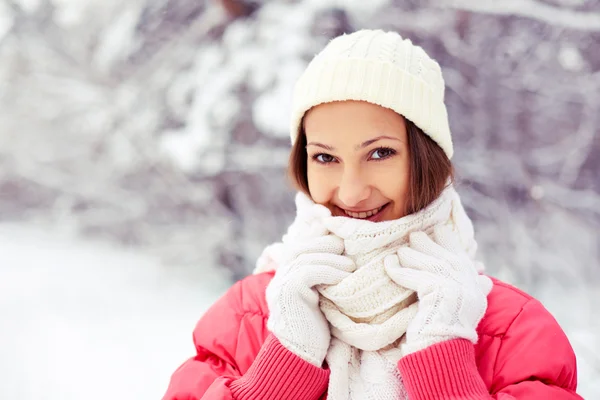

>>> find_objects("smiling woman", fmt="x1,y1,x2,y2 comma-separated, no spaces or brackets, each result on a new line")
163,29,583,400
289,100,453,221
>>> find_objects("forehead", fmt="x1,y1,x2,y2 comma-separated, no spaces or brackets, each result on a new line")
303,100,406,142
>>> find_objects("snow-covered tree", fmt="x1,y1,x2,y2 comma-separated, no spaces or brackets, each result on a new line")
0,0,598,392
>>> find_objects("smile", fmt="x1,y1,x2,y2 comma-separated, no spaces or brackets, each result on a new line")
341,203,389,221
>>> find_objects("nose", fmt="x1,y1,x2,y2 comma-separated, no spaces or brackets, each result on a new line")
337,166,371,207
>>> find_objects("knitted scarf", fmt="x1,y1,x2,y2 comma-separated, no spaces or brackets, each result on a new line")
254,185,483,400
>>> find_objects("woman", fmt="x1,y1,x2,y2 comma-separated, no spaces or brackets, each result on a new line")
163,30,582,400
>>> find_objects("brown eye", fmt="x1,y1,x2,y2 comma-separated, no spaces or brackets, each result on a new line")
371,147,396,160
314,154,335,163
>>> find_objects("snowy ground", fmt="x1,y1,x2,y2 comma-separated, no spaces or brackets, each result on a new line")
0,223,229,400
0,223,597,399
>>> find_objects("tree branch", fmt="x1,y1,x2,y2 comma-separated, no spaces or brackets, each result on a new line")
441,0,600,31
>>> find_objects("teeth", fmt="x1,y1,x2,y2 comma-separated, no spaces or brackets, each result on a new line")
344,206,382,219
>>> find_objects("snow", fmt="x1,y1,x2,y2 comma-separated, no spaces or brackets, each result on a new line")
93,5,142,73
558,45,586,72
14,0,41,14
0,0,598,398
0,2,13,43
444,0,600,31
0,223,229,400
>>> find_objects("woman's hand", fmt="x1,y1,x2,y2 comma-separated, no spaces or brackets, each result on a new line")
384,225,493,356
266,234,356,367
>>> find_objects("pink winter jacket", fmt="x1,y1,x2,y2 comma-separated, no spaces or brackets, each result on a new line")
163,272,582,400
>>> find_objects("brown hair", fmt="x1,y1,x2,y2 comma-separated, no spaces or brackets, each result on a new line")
288,117,454,215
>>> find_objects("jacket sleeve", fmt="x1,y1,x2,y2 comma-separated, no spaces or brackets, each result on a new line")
398,298,583,399
162,275,329,400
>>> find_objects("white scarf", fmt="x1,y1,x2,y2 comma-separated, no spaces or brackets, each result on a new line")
255,185,482,400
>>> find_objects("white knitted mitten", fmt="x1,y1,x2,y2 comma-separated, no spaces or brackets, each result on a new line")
266,234,356,367
384,225,493,356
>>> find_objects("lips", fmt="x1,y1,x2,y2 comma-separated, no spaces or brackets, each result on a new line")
339,203,390,221
343,206,382,219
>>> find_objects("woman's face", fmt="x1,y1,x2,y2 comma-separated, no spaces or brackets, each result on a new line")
304,100,410,222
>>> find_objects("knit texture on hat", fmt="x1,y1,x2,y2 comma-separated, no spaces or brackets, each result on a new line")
290,29,454,159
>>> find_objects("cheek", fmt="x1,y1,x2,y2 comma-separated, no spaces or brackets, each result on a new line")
373,160,410,209
376,169,408,196
307,165,334,204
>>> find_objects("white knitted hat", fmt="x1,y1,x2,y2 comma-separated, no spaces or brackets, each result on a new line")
290,29,454,159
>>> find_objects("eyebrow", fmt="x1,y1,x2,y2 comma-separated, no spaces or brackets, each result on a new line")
306,135,402,151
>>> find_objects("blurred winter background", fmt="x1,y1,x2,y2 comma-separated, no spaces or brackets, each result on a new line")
0,0,598,398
